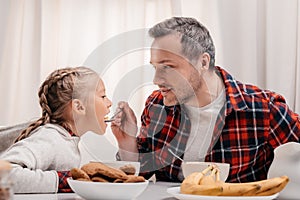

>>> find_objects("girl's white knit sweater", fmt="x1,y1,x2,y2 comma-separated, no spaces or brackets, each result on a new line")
0,124,80,193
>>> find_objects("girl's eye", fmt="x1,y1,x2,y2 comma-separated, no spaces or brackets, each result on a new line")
101,95,106,99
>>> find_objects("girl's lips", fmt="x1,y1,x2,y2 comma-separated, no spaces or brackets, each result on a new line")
104,109,122,123
104,116,109,122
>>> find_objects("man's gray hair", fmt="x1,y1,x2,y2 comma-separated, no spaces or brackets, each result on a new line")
149,17,215,68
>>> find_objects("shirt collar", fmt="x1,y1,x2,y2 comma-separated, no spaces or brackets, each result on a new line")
215,66,249,114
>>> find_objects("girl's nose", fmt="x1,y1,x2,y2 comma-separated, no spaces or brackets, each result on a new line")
106,98,112,108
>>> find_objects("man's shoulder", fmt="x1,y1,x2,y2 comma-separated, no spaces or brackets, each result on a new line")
228,81,290,113
240,83,269,97
237,82,285,103
218,67,283,109
217,66,279,100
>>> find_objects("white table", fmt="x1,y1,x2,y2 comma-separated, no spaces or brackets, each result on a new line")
13,181,283,200
13,181,180,200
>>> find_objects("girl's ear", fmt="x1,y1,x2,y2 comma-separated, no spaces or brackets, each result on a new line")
72,99,86,115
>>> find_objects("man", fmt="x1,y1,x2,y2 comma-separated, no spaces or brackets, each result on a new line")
111,17,300,183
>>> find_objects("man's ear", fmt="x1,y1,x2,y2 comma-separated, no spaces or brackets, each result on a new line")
72,99,86,115
198,52,210,70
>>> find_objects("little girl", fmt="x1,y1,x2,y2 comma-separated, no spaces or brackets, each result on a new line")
0,66,112,193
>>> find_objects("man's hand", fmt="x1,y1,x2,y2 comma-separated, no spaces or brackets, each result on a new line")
111,101,139,161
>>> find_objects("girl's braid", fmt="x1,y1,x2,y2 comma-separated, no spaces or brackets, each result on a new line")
15,68,78,142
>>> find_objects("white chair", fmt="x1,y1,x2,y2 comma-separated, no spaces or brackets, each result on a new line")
0,122,31,155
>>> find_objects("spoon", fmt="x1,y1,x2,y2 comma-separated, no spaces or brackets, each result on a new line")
104,109,122,122
168,148,184,162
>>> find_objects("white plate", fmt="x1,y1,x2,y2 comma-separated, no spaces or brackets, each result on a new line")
167,187,279,200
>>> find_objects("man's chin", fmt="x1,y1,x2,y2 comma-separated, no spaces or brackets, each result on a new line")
163,98,178,106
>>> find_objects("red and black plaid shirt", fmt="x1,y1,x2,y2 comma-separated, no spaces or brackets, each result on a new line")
138,66,300,183
57,171,72,193
56,130,77,193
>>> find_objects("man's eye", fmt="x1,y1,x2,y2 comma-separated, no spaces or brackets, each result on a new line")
163,65,171,69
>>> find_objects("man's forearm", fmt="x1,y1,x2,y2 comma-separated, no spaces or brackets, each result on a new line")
118,148,139,162
118,137,139,162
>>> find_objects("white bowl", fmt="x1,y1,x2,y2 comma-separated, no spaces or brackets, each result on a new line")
182,161,230,181
90,161,140,176
67,178,149,200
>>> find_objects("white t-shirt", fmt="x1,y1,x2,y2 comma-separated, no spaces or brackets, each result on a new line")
183,89,225,162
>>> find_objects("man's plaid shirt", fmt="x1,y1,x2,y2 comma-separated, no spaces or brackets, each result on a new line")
138,66,300,183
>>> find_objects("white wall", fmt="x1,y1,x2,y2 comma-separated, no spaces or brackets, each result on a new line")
0,0,299,161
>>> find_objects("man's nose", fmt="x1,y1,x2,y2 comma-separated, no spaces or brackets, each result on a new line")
153,68,165,85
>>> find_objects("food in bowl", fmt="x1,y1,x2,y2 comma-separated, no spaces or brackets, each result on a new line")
99,161,140,176
180,165,289,196
70,162,145,183
89,160,140,176
181,161,230,181
68,162,148,199
119,164,136,175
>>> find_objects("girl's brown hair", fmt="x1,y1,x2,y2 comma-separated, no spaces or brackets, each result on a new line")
15,66,98,142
